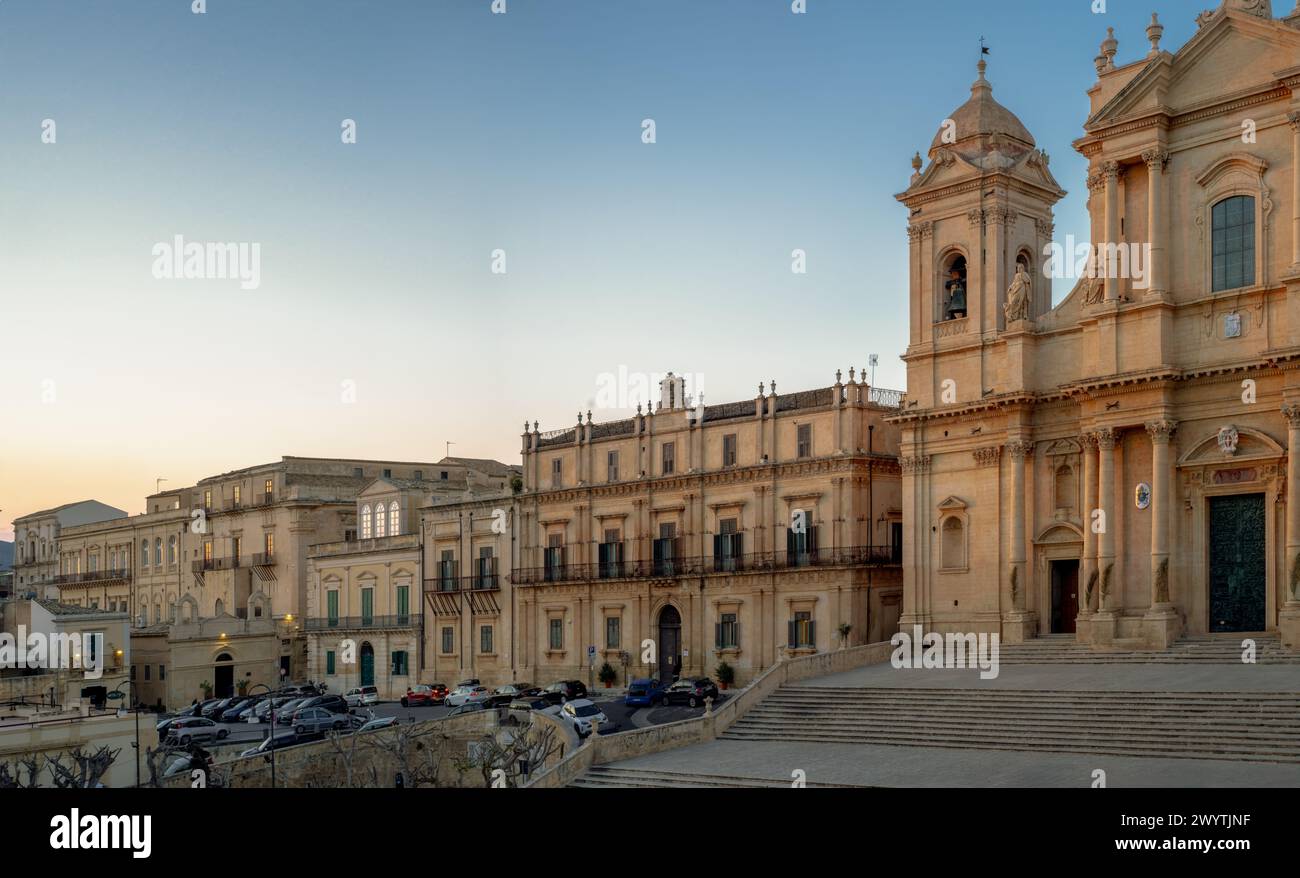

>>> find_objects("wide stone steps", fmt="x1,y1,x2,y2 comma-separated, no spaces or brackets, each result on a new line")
995,634,1300,664
721,687,1300,764
571,766,865,789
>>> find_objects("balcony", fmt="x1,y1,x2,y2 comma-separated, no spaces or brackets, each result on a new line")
51,569,131,585
304,615,422,632
510,544,899,585
190,556,240,572
251,552,275,566
255,492,275,507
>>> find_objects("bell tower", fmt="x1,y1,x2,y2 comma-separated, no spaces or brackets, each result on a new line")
897,60,1065,409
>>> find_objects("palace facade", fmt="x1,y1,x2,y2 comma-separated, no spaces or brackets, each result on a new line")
894,0,1300,650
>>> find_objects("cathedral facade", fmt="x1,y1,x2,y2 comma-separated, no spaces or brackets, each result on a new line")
894,0,1300,650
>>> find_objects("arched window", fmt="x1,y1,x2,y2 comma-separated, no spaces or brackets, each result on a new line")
941,253,968,321
215,598,225,616
375,503,386,538
361,505,372,539
1212,195,1255,292
141,540,150,568
168,536,177,565
389,502,400,536
153,603,161,624
941,516,966,570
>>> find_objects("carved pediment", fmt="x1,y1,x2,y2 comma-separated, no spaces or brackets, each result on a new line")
937,496,968,512
1178,425,1284,465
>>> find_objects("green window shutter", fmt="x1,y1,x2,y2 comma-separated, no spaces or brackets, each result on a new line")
396,586,409,618
326,651,336,675
327,591,339,623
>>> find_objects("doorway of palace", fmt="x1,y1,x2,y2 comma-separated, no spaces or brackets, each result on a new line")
1208,494,1267,632
214,653,234,698
656,605,681,682
1049,559,1080,634
360,642,375,687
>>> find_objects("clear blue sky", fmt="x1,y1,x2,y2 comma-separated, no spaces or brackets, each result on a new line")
0,0,1207,537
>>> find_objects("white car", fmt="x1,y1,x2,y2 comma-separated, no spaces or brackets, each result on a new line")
445,685,491,707
344,686,379,707
560,699,608,738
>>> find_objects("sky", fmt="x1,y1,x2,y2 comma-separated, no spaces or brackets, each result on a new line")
0,0,1211,540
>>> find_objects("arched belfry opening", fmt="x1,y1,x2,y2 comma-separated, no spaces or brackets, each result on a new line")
943,254,968,321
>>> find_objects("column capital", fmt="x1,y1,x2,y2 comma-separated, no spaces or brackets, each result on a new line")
1079,431,1099,450
1288,111,1300,133
1140,148,1169,172
1101,160,1124,182
1145,419,1178,444
1095,428,1119,451
967,208,985,229
907,221,934,242
900,455,931,475
1085,172,1107,193
1006,440,1036,460
973,446,1002,467
1283,404,1300,428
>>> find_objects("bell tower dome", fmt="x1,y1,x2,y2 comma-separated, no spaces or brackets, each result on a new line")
897,60,1065,408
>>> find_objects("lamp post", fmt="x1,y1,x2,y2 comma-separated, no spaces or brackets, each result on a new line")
111,680,139,787
246,682,277,789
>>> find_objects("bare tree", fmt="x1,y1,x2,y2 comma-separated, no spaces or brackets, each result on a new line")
0,754,43,788
457,719,561,788
45,746,122,789
362,720,451,788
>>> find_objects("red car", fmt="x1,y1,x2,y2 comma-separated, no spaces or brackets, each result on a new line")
401,684,448,707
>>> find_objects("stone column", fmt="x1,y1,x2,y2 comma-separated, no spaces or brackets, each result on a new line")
1094,429,1120,644
1003,440,1037,642
1289,112,1300,272
1102,162,1123,302
1080,433,1099,623
1145,420,1177,610
1141,149,1168,297
1282,406,1300,650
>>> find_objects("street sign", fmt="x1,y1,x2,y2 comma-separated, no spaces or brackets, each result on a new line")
106,691,124,700
587,645,596,658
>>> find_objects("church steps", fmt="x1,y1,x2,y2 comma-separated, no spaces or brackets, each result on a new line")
570,766,862,789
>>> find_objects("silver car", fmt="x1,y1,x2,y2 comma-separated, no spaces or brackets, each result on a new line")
292,707,350,735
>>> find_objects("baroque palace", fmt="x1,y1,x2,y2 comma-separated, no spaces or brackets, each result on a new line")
894,0,1300,650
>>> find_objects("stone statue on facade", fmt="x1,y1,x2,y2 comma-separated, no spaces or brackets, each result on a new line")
944,268,967,320
1004,267,1032,322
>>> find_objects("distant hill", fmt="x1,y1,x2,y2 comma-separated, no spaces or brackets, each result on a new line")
0,541,12,570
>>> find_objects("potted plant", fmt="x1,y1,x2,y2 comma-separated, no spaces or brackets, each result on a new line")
838,623,853,649
510,475,523,494
598,662,617,688
715,661,735,690
236,678,249,697
200,680,213,700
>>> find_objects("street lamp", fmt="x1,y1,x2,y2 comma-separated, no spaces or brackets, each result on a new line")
245,682,277,789
111,680,140,787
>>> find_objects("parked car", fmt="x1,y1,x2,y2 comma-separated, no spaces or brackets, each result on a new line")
225,697,266,723
624,678,668,708
400,685,440,708
216,698,254,722
275,699,312,725
295,694,349,714
446,702,486,717
354,716,398,733
485,683,540,707
559,699,608,738
507,697,560,724
425,683,450,704
200,698,234,718
162,754,196,779
344,686,379,708
239,732,300,759
258,697,299,721
455,678,481,688
292,707,350,735
659,677,719,708
540,680,588,705
445,685,491,707
166,717,229,744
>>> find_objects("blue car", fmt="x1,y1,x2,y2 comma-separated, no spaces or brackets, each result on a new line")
624,678,667,707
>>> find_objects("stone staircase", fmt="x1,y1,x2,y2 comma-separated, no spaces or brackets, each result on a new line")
571,765,868,789
998,633,1300,664
719,686,1300,764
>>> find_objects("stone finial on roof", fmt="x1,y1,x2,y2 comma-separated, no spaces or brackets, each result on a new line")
1146,13,1163,56
1100,27,1118,70
911,151,923,173
836,369,842,384
758,382,765,396
770,379,777,394
849,367,856,383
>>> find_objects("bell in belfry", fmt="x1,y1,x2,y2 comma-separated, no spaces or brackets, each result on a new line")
945,268,967,320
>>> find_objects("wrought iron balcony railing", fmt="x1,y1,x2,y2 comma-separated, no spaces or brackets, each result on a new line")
510,544,899,585
304,614,422,631
51,569,131,585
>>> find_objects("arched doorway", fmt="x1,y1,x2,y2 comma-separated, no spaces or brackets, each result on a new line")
360,642,375,687
656,605,681,682
214,653,234,698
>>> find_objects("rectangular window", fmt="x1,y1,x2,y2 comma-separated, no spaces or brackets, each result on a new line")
662,442,675,475
439,549,457,591
549,618,564,650
605,616,621,649
383,468,392,478
396,585,410,623
480,625,494,654
233,485,241,506
787,522,819,566
353,467,364,478
607,450,619,482
545,535,565,582
326,650,336,675
203,541,213,563
788,611,815,649
475,548,496,589
598,531,624,579
264,478,274,500
360,588,374,625
231,536,241,564
441,626,454,654
160,665,166,680
551,458,562,488
391,650,409,675
413,470,423,480
797,423,813,459
723,433,738,467
203,489,212,511
1212,195,1256,292
716,612,739,649
653,523,678,576
130,665,136,681
144,664,151,681
714,518,743,572
263,532,274,558
327,590,339,626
